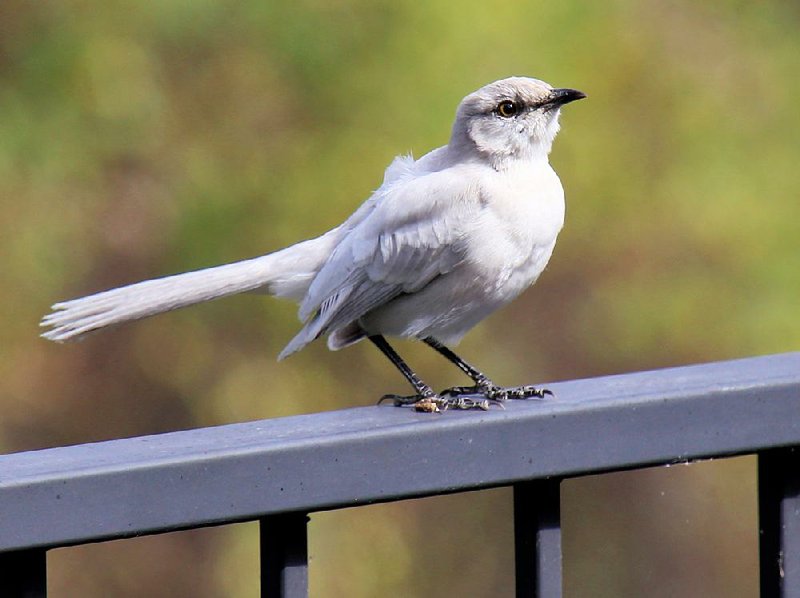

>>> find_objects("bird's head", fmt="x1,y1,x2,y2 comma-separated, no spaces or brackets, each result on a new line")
450,77,585,167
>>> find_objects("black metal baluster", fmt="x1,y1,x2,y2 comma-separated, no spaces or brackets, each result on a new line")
514,479,562,598
759,447,800,597
1,548,47,597
260,513,309,598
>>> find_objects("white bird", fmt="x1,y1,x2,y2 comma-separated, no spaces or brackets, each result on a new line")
41,77,585,412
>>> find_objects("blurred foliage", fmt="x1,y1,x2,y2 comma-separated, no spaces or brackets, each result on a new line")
1,0,798,595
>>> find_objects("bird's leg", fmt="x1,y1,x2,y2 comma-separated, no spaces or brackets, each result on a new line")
370,335,435,404
423,337,552,401
369,336,492,412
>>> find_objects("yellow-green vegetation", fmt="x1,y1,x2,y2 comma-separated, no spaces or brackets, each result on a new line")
2,1,797,595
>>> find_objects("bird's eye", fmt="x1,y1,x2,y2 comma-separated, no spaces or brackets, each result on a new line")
496,100,519,118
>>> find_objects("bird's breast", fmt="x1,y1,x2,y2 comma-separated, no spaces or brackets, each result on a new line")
462,161,564,291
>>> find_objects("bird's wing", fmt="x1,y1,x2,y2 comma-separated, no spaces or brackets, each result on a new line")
278,164,482,358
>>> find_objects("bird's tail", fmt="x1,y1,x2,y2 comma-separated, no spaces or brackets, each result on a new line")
40,230,341,342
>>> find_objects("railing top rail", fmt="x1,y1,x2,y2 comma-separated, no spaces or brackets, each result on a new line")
1,352,798,552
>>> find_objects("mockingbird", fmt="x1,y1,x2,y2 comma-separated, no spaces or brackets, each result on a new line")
41,77,585,412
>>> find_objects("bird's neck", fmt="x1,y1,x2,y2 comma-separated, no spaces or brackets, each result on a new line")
447,137,553,171
447,126,554,171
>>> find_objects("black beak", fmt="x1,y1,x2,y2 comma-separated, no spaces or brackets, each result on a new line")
543,88,587,111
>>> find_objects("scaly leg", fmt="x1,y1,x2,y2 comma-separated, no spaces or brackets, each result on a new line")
423,337,552,401
369,336,493,412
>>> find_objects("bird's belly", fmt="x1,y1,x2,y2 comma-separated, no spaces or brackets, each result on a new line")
361,237,557,343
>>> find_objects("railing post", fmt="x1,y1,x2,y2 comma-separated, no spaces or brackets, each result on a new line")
759,447,800,597
514,479,562,598
260,512,309,598
0,548,47,597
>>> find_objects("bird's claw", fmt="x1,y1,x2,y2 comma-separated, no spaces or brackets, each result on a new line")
378,379,552,412
491,385,553,400
377,393,502,413
440,384,553,401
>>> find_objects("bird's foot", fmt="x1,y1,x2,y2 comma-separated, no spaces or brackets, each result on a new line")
377,393,498,413
440,383,553,402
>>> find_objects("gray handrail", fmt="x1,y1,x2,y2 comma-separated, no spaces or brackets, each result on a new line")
2,352,799,597
1,352,797,552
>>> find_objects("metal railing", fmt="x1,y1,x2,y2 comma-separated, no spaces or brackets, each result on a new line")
1,352,799,597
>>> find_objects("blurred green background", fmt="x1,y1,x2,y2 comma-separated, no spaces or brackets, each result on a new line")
1,0,798,595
